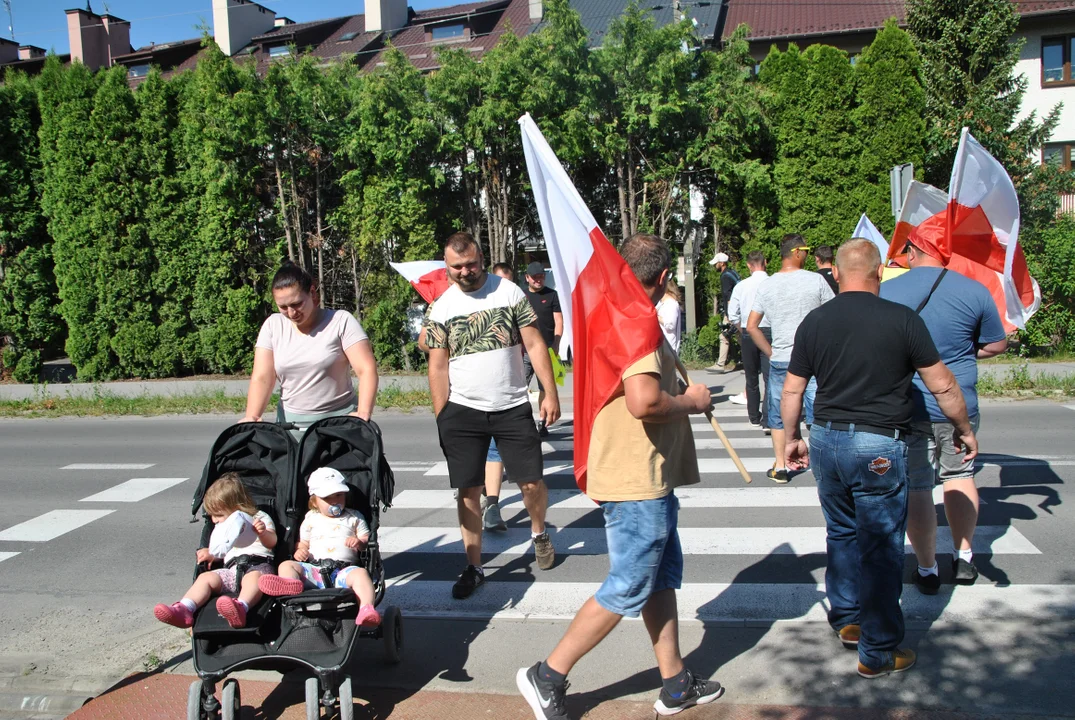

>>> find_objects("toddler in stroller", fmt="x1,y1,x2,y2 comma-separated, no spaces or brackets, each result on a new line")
259,466,381,627
154,473,277,629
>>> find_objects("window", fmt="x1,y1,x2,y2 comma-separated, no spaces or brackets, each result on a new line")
430,24,466,42
1042,142,1075,170
268,45,291,59
338,31,359,42
127,63,150,79
1041,35,1075,85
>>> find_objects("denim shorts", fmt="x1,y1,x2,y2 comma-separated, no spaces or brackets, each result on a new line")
906,416,980,491
767,361,815,430
487,439,502,463
594,494,683,618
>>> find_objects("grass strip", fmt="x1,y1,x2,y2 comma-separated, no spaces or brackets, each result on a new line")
0,387,432,419
978,363,1075,398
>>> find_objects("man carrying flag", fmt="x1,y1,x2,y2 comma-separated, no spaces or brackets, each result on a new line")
516,234,722,719
516,114,723,719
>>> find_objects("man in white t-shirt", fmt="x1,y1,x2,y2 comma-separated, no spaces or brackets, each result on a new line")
727,250,770,428
425,232,561,599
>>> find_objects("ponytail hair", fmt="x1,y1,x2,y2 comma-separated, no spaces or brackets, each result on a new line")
272,259,315,294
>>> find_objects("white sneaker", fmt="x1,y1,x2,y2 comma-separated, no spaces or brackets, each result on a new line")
729,393,747,405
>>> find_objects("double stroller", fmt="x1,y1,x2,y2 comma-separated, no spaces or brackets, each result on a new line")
184,416,400,720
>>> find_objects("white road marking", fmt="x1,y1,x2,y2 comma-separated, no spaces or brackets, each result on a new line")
80,477,189,503
393,485,965,510
383,580,1075,623
61,463,155,470
376,524,1039,556
0,510,115,542
424,457,781,476
542,437,774,452
0,552,20,564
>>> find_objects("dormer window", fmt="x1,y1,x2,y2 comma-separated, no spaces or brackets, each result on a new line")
127,63,150,78
430,23,466,42
268,45,291,59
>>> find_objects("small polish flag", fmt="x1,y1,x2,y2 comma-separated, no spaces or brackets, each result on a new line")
389,260,451,304
520,113,664,493
852,213,889,259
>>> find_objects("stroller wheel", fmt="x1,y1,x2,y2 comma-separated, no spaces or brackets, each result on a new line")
186,679,206,720
221,679,240,720
304,676,320,720
383,606,403,664
339,676,354,720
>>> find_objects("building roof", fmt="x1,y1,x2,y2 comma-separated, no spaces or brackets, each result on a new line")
366,0,533,72
722,0,1075,42
544,0,724,45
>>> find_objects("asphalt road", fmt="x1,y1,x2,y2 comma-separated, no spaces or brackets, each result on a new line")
1,388,1073,718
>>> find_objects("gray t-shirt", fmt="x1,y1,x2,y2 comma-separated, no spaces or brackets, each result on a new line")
752,270,835,363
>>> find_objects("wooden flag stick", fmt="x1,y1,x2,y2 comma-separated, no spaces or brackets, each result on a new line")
674,355,753,484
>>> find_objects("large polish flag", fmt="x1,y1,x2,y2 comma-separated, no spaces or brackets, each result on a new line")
519,113,663,493
389,260,451,303
886,130,1040,332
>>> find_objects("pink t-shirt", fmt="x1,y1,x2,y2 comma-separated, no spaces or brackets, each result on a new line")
255,309,368,415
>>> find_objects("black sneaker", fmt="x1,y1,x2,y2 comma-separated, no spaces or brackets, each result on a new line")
766,467,789,484
516,663,569,720
953,557,979,585
452,565,485,599
654,670,724,716
912,570,940,595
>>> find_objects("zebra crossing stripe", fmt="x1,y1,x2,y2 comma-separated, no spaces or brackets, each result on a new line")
422,457,779,476
0,510,115,542
376,525,1039,556
543,437,774,452
393,485,961,510
382,579,1075,623
80,478,189,503
0,552,19,564
62,463,155,470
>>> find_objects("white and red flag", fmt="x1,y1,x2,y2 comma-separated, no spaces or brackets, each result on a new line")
519,113,663,493
886,129,1040,332
389,260,451,303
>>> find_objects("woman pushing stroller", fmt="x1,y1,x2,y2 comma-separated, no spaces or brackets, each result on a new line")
259,467,382,627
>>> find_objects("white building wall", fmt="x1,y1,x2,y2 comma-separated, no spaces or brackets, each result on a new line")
212,0,276,57
1015,22,1075,146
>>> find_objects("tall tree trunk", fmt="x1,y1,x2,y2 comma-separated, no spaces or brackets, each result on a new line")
315,161,325,306
287,152,305,271
615,154,630,242
627,144,638,236
350,244,360,309
275,158,296,262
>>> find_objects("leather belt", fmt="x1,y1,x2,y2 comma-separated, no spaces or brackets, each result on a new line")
818,421,905,441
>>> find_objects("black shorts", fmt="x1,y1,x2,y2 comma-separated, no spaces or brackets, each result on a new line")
521,353,544,392
436,401,544,489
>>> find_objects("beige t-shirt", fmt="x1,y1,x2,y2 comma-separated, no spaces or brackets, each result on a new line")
586,344,700,502
255,309,368,415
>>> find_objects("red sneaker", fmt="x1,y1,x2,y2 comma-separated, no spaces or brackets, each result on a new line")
355,604,381,627
258,575,304,597
216,596,247,628
154,602,194,628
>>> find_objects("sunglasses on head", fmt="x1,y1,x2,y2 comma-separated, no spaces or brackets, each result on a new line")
793,246,810,253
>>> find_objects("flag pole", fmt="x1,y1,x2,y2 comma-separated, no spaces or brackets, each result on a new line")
672,352,753,485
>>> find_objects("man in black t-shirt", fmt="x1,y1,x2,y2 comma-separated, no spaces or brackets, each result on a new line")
814,245,838,294
524,261,563,436
780,239,977,681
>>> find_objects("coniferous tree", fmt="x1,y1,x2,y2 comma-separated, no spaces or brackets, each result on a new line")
0,71,64,381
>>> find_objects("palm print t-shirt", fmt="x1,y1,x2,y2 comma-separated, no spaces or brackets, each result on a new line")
424,273,538,412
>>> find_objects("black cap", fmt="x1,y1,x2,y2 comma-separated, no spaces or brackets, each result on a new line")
525,261,545,276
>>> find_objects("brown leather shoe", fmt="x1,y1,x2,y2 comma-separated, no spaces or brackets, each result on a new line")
837,624,860,649
858,648,916,679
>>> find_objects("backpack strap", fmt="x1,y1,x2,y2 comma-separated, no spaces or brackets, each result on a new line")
915,269,948,314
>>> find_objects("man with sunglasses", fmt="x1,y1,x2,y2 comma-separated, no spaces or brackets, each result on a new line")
880,235,1007,592
747,234,835,483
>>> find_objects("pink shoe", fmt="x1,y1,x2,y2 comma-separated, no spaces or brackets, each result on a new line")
356,604,381,627
154,602,194,628
258,575,305,597
216,597,247,628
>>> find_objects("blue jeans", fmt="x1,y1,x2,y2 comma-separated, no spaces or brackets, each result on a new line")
810,423,909,670
594,494,683,618
767,361,815,430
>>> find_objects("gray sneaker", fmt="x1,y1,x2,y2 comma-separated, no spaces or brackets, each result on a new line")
534,532,555,570
483,500,507,532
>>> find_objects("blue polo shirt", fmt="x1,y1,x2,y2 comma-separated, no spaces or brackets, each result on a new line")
881,267,1006,422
